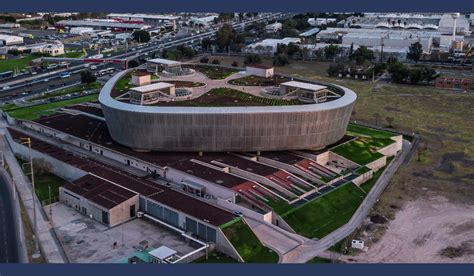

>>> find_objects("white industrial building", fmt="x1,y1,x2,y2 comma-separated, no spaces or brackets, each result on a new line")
265,22,282,33
70,27,95,35
0,34,24,46
438,13,471,35
341,31,434,52
244,37,301,54
308,18,337,26
14,41,65,56
189,15,218,26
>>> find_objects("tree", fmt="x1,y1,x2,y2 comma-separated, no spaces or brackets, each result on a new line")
409,68,423,84
350,46,374,64
128,60,139,68
216,24,236,49
324,44,341,60
80,70,96,84
244,54,262,65
273,53,289,66
327,63,345,77
200,56,209,63
231,61,239,67
211,59,220,65
388,62,409,83
421,67,437,84
407,42,423,63
201,38,213,51
132,30,150,43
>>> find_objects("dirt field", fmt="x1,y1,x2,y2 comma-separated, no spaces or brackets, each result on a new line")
255,59,474,263
341,196,474,263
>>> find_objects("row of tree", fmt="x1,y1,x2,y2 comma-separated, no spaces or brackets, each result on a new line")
387,62,437,84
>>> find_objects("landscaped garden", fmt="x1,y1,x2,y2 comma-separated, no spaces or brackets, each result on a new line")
187,65,239,80
221,218,279,263
153,87,305,107
228,75,291,86
330,136,394,165
281,183,366,239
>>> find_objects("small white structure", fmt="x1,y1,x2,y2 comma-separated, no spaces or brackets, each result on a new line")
148,246,177,264
132,71,152,86
129,82,176,105
246,64,274,78
308,18,337,26
70,27,95,35
146,58,182,74
265,22,282,33
0,34,23,46
280,81,331,103
41,42,65,56
351,240,365,250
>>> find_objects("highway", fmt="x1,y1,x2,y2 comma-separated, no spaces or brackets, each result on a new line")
0,13,286,97
0,169,20,263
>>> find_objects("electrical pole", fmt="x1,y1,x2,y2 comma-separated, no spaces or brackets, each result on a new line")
20,138,41,259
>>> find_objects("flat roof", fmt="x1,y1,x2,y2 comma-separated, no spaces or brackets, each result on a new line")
299,27,321,37
64,174,136,210
280,81,327,91
246,64,273,70
107,13,180,21
8,127,236,227
56,20,149,29
149,246,177,260
147,58,181,65
196,154,280,177
130,82,175,93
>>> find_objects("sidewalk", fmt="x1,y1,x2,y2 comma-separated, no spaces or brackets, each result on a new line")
0,134,66,263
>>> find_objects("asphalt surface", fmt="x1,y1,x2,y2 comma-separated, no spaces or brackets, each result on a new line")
0,170,20,263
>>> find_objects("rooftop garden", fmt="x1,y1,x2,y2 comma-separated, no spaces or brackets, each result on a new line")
152,88,306,107
347,123,397,139
331,136,395,165
186,65,239,80
221,218,279,263
228,75,291,86
281,183,366,239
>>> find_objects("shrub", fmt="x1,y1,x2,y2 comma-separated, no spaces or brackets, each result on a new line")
231,61,239,67
211,59,220,65
200,56,209,63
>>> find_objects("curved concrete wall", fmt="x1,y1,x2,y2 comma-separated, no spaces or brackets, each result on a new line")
99,69,356,152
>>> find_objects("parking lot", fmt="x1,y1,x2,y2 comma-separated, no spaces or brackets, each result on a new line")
48,203,199,263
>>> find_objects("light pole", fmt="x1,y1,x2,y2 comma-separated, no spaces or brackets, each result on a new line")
20,137,41,259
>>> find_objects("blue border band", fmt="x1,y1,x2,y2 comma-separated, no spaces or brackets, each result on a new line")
2,0,473,12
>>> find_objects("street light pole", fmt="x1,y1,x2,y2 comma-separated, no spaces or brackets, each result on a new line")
20,137,40,259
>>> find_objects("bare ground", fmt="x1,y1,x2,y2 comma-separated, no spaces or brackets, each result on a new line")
342,196,474,263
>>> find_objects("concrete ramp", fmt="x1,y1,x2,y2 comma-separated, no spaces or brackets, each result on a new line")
245,218,302,256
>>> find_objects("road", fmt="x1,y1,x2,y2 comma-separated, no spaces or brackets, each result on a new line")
0,13,286,95
0,168,20,263
280,139,413,263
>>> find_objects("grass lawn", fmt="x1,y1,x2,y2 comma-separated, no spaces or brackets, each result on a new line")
221,218,279,263
0,55,36,72
28,82,101,102
330,137,391,165
359,167,385,194
265,198,293,215
6,94,98,120
347,124,397,139
152,87,305,107
17,158,66,205
307,256,332,263
281,183,366,239
63,51,85,59
193,252,238,263
189,65,239,79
